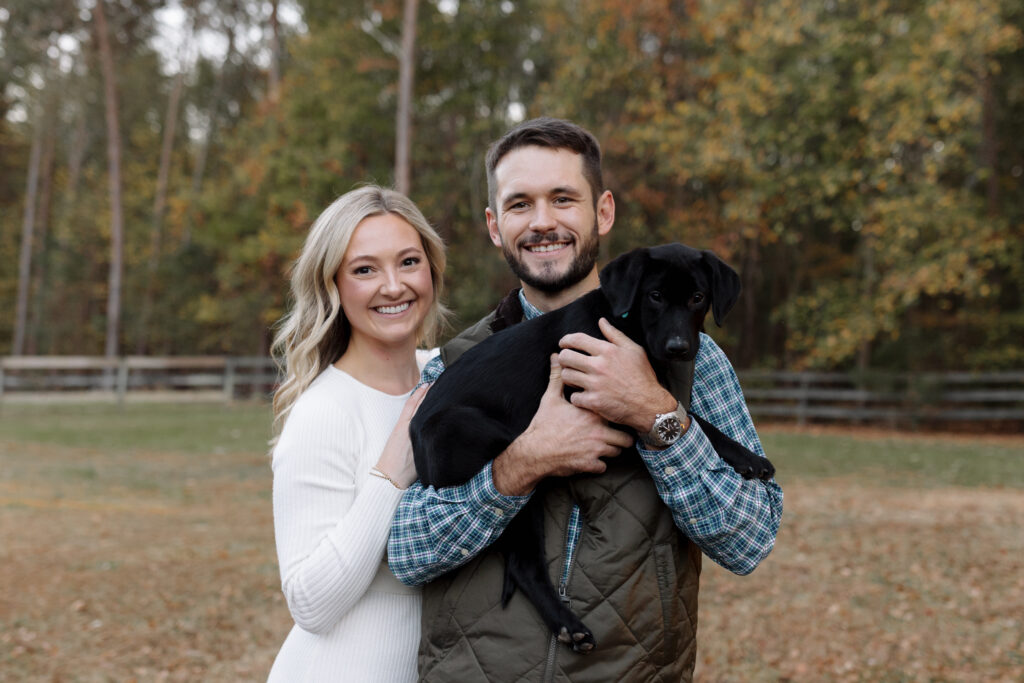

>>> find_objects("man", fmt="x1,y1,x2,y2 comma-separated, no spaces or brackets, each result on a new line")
389,117,783,681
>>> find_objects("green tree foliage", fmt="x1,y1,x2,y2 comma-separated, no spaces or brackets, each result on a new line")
192,0,553,352
0,0,1021,371
534,0,1024,370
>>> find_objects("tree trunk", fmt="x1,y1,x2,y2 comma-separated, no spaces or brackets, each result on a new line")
737,233,760,368
186,19,236,246
857,231,877,373
137,63,187,353
12,116,44,355
66,106,89,200
94,0,125,359
27,98,59,355
981,71,998,215
268,0,281,102
395,0,419,194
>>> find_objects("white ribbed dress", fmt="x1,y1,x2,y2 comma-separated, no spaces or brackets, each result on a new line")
268,357,433,682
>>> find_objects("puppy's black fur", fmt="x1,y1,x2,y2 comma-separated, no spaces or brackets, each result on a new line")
411,243,774,652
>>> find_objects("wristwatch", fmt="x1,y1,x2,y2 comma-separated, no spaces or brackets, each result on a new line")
640,402,689,448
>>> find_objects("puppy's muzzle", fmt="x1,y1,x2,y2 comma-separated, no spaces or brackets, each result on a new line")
664,336,693,360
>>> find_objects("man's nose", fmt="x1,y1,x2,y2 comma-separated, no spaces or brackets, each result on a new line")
529,201,557,232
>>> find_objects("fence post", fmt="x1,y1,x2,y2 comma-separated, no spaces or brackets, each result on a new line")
116,359,129,405
796,373,809,426
224,358,236,403
0,362,5,404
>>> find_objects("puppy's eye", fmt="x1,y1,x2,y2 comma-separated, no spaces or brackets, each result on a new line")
691,292,706,305
648,290,663,303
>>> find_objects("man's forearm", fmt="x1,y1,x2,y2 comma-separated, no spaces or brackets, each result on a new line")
639,423,783,574
388,463,530,585
492,442,538,496
637,332,783,574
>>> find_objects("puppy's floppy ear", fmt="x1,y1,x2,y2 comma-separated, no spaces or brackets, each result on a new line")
702,250,741,326
599,248,649,317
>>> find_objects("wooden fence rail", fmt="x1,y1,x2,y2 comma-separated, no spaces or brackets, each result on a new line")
1,357,1022,428
0,356,279,404
740,370,1024,427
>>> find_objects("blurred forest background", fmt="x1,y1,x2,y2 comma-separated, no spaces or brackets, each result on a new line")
1,0,1022,372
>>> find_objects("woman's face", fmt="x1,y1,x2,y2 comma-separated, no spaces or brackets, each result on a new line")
335,213,434,350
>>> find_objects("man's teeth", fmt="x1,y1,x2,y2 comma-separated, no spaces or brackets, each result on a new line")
376,303,410,314
528,243,566,253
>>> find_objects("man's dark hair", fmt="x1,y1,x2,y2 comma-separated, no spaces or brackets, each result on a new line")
485,117,604,212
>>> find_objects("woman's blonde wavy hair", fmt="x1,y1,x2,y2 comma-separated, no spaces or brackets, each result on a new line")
271,185,449,441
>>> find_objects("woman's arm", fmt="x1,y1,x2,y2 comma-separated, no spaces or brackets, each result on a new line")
271,394,408,634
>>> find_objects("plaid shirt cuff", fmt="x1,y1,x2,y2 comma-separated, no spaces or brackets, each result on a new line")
637,420,782,575
388,461,530,586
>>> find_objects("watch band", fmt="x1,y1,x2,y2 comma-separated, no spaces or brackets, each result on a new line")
640,402,688,448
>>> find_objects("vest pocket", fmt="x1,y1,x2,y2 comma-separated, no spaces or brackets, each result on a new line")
653,543,679,663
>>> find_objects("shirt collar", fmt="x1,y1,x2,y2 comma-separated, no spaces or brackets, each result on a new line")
518,289,543,321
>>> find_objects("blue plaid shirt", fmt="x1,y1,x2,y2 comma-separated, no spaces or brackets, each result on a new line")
389,292,783,584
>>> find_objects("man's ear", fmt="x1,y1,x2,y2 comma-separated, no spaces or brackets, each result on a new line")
485,207,502,247
702,250,741,326
596,190,615,237
599,248,649,317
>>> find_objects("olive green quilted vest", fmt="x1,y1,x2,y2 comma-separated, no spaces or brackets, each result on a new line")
420,293,701,682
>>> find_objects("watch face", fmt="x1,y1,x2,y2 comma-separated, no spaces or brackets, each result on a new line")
656,416,682,444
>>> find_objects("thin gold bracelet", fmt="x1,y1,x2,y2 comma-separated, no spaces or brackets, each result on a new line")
369,467,403,490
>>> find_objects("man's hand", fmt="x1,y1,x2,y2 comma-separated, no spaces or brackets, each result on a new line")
492,354,634,496
557,317,677,434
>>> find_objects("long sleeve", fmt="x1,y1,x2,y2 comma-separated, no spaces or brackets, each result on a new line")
388,355,530,586
389,463,529,585
272,391,406,634
637,333,783,574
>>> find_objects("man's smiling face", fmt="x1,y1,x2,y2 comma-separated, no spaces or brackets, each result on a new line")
486,146,608,294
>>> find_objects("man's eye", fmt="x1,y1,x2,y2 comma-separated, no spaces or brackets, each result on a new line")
691,292,705,305
649,290,663,302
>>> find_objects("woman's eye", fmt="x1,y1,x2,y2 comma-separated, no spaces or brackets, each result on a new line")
353,266,372,275
691,292,705,305
402,257,421,267
649,290,663,302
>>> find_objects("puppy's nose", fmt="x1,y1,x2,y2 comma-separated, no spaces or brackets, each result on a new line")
665,337,690,358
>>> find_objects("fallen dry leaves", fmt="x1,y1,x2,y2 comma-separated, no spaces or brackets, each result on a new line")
695,480,1024,682
2,438,1022,681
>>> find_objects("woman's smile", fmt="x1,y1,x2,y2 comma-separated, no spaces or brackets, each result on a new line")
374,301,413,315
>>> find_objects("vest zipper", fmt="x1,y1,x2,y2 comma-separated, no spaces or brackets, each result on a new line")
542,505,581,682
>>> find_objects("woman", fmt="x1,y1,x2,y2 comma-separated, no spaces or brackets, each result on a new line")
267,185,448,681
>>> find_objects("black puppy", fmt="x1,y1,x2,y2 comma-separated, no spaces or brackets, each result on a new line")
411,243,774,652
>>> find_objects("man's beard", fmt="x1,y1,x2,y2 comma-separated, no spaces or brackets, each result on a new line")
501,222,600,294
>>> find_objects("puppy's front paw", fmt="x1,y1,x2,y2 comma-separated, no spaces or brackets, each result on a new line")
558,625,596,653
751,458,775,481
734,455,775,481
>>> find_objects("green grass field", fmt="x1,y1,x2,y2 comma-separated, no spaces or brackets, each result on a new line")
1,402,1022,681
761,428,1024,489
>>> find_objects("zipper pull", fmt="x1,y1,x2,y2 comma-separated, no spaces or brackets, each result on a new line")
559,582,570,608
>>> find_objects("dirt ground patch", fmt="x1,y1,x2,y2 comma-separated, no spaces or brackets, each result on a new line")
696,480,1024,682
2,431,1022,681
0,441,287,682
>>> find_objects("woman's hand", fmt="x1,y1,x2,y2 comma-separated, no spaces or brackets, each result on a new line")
374,383,430,489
